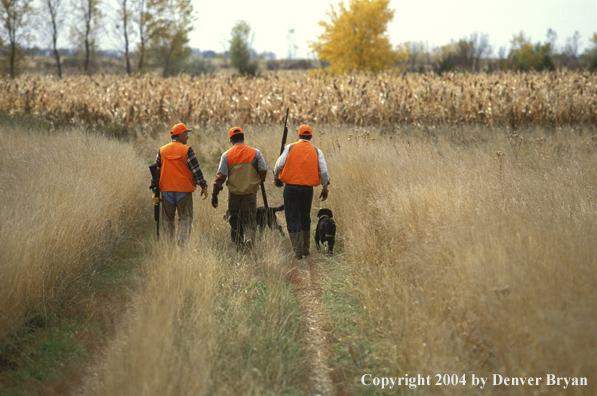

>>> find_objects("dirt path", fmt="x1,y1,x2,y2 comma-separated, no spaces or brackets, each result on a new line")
292,257,335,396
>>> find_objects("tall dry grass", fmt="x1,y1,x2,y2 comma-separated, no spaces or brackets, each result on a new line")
326,126,597,394
0,128,146,341
84,198,307,396
1,71,595,130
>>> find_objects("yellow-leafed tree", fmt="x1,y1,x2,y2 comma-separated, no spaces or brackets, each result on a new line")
310,0,407,74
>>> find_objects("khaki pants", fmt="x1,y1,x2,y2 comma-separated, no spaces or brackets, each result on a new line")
228,192,256,245
162,193,193,243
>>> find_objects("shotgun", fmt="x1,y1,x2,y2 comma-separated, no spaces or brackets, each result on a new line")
273,108,290,188
149,163,160,239
280,107,289,156
254,161,269,209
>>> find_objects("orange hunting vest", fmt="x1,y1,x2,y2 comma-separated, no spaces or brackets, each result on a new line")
279,141,321,187
159,142,196,193
226,144,260,195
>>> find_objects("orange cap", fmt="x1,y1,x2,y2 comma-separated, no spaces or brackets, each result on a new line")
229,126,243,137
299,124,312,136
171,123,192,135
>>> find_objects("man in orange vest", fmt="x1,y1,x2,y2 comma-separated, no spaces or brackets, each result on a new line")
273,124,330,259
212,127,268,250
156,123,208,246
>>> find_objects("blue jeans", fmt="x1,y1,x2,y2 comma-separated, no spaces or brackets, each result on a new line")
283,184,314,233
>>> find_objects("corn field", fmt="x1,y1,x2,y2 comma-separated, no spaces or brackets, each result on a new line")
1,71,595,129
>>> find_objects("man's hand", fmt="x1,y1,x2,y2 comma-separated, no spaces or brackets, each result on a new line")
152,192,160,206
211,193,218,208
201,188,208,200
274,177,283,188
319,189,329,201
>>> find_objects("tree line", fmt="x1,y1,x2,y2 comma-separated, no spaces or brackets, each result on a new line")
0,0,208,78
408,30,597,74
310,0,597,75
2,0,596,78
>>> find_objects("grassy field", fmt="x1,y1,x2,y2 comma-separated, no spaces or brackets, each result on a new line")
318,124,597,394
0,127,147,342
1,81,596,395
86,123,596,395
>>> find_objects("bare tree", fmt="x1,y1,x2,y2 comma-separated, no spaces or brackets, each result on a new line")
287,28,297,59
71,0,103,75
112,0,135,74
0,0,36,78
44,0,65,78
564,31,580,59
470,32,492,71
408,41,424,71
136,0,147,71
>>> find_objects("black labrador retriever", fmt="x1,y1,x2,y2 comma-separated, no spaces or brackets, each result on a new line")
315,208,335,254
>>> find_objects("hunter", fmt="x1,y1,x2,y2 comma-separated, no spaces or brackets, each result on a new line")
273,124,330,259
212,127,268,251
156,123,208,246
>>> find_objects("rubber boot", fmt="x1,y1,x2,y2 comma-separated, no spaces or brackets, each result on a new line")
289,232,303,259
302,230,311,257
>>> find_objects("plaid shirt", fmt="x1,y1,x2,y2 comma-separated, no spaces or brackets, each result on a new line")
156,139,207,190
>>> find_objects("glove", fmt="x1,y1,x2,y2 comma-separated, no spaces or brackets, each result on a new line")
200,188,208,200
211,193,218,208
319,189,329,201
274,177,283,188
152,192,160,206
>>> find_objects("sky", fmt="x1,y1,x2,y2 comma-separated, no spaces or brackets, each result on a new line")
189,0,597,59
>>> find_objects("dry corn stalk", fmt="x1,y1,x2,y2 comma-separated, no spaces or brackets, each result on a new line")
0,70,595,128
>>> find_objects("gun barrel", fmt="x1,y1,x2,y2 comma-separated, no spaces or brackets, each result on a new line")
280,108,289,155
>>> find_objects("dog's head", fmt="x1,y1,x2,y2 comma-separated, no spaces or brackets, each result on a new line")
317,208,333,218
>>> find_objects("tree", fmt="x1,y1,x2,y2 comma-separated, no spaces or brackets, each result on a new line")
582,33,597,71
407,41,424,71
112,0,135,75
145,0,195,77
135,0,147,70
229,20,258,76
508,31,554,72
43,0,65,78
309,0,407,74
469,32,492,71
71,0,103,75
0,0,36,78
563,31,581,69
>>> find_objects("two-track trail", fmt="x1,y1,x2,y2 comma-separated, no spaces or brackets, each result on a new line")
291,257,335,396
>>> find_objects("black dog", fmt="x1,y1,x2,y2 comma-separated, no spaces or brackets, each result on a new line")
315,208,336,254
256,204,285,236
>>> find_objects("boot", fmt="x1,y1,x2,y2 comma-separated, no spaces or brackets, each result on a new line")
302,230,311,257
289,232,303,259
244,229,256,253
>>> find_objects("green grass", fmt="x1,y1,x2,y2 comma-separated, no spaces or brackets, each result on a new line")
321,256,401,396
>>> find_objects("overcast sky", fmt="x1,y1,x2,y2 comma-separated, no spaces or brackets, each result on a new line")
189,0,597,59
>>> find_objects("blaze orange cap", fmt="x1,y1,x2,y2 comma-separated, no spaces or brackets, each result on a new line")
171,123,192,135
299,124,312,136
229,126,243,137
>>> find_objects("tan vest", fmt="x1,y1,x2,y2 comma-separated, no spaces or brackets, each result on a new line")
226,144,260,195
